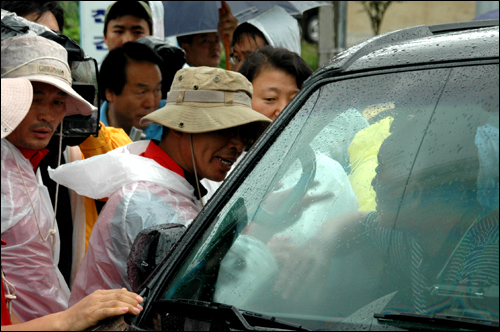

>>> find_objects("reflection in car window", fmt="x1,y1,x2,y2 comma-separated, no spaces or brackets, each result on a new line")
160,65,499,329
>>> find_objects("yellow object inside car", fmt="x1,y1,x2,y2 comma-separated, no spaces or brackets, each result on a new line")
348,116,394,211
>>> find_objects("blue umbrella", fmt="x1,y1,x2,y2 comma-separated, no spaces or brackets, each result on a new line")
162,1,330,37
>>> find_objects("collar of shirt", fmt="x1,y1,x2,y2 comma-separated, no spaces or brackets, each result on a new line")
140,140,207,198
16,146,50,172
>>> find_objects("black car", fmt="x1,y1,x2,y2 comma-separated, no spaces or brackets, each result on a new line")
94,20,499,331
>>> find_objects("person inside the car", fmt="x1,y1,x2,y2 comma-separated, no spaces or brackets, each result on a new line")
272,114,498,316
48,67,272,306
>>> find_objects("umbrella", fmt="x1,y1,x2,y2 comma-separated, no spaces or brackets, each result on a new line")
472,9,499,21
162,1,330,38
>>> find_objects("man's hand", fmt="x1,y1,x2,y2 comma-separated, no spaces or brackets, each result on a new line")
58,288,143,331
218,1,238,48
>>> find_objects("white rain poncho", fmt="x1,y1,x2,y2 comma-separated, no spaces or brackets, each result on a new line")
48,141,202,306
245,6,301,55
1,139,70,321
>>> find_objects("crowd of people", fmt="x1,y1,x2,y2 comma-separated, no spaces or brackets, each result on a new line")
2,1,499,329
0,0,313,329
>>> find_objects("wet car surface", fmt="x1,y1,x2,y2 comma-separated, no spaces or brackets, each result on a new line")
93,19,499,331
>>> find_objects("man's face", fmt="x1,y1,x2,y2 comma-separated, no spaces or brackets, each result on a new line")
182,33,222,67
180,129,246,182
6,82,67,150
106,61,162,134
251,69,300,120
104,15,150,51
231,33,267,71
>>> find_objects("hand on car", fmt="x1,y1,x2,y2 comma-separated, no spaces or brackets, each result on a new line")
58,288,143,331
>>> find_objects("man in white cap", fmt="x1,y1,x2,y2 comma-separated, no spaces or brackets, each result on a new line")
0,34,98,322
49,66,272,305
1,77,145,330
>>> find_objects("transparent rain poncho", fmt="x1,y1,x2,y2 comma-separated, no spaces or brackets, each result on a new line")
1,139,70,321
48,141,202,306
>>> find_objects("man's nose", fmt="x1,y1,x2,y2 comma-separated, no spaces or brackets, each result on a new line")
210,40,221,50
38,104,59,122
273,100,288,119
123,31,136,43
229,135,246,153
143,92,155,108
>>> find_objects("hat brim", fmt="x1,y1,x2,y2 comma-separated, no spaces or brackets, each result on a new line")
26,75,97,116
140,102,272,135
1,78,33,139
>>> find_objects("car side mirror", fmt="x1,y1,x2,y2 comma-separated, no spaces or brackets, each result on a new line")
127,223,186,293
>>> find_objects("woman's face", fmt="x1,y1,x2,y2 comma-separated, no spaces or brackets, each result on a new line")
251,68,300,121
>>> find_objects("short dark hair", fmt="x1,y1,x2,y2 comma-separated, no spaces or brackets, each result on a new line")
232,23,268,48
238,46,313,89
103,1,152,36
2,1,64,32
99,41,163,100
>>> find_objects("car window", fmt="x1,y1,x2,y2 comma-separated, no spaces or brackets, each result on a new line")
158,65,499,329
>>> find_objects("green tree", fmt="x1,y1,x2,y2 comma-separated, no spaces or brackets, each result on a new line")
58,1,80,43
359,1,399,35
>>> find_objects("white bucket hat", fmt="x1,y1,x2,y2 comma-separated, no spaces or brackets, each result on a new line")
1,78,33,139
140,66,271,136
1,35,97,116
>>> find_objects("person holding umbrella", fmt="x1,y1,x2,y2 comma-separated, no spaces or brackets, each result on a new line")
178,1,238,68
230,6,302,71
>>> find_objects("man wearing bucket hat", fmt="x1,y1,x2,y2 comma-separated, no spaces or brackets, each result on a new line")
49,66,271,304
0,34,98,321
1,76,145,329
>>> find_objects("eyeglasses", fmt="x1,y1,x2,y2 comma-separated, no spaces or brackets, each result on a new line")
229,53,241,66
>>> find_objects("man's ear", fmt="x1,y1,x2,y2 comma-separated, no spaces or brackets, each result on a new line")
404,181,424,210
105,88,115,103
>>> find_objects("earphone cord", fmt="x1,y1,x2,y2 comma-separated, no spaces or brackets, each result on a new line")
190,134,204,207
6,123,64,244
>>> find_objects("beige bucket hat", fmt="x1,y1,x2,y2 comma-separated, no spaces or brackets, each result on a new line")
1,78,33,139
140,66,271,137
1,35,97,116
